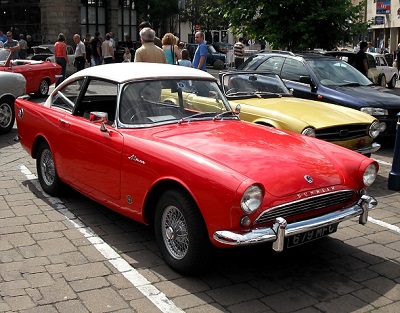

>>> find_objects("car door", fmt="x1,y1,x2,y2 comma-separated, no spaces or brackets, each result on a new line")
51,79,123,200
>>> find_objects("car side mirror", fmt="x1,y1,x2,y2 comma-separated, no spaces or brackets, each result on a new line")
299,76,316,89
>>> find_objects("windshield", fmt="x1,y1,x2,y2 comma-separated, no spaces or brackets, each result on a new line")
119,79,235,127
308,59,373,86
222,73,290,96
0,49,11,65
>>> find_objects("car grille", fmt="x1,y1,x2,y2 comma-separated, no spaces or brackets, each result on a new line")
315,125,367,141
254,190,356,225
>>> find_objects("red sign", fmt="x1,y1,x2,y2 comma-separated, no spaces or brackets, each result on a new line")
195,25,200,30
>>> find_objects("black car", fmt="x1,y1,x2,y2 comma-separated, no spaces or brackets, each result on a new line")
186,43,226,70
238,51,400,137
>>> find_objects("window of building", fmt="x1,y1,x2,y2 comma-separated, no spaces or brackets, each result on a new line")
81,0,107,39
118,0,137,43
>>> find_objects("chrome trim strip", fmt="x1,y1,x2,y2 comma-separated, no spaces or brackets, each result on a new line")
213,195,377,251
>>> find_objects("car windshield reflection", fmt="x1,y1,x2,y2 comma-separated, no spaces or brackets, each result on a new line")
308,59,374,86
119,79,235,127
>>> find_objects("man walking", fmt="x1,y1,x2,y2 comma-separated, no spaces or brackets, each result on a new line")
73,34,86,72
233,37,245,69
192,31,207,71
91,31,102,66
355,41,369,77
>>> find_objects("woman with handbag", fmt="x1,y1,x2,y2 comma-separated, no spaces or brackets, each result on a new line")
162,33,181,65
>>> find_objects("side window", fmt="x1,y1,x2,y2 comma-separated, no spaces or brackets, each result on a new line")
367,54,376,68
281,58,309,82
257,56,284,75
50,79,85,112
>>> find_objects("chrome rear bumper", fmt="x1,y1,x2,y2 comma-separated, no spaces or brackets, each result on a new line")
213,195,377,252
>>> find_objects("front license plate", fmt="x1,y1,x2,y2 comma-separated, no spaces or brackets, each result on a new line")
287,223,338,248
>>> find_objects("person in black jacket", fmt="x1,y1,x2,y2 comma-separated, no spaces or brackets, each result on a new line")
355,41,368,77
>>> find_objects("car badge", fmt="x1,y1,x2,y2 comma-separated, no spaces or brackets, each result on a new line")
304,175,313,183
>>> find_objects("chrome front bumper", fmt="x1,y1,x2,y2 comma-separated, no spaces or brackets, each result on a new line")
213,195,377,252
355,142,381,155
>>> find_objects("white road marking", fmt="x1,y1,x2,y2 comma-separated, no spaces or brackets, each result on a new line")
375,159,392,167
19,164,184,313
368,217,400,234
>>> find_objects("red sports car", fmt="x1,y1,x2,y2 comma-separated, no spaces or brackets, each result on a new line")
15,63,379,275
0,48,61,97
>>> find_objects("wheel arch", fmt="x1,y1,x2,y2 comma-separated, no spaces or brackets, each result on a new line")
31,135,49,159
0,94,16,104
143,179,202,226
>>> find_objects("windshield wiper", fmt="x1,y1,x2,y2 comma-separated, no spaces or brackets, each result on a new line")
253,91,282,98
339,82,361,87
178,111,216,123
225,91,253,96
213,111,239,120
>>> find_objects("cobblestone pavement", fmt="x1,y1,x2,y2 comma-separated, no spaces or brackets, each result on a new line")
1,88,400,312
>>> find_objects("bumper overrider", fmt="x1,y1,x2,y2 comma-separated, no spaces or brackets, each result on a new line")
213,195,377,252
355,142,381,155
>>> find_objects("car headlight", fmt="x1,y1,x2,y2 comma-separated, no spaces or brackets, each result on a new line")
363,163,378,186
241,185,263,214
360,107,388,116
368,121,380,139
301,127,316,137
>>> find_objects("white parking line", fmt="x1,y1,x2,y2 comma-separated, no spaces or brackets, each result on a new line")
368,217,400,234
18,164,184,313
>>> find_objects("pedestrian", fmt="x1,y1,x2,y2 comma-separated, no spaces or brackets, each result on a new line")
192,31,207,71
396,44,400,75
101,33,114,64
162,32,181,64
54,33,70,87
4,31,20,59
138,21,162,48
367,42,376,53
355,41,369,77
123,47,131,62
26,34,34,56
91,31,102,66
84,33,92,66
18,34,28,59
178,49,192,67
0,30,6,43
134,27,167,63
73,34,86,72
233,37,245,69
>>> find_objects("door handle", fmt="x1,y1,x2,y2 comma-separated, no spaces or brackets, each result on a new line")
59,119,70,125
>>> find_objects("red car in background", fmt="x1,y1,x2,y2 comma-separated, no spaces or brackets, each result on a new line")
0,48,61,97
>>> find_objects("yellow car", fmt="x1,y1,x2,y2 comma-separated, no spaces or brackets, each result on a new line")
219,72,381,155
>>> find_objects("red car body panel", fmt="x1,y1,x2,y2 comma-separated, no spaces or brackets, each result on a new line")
0,48,61,95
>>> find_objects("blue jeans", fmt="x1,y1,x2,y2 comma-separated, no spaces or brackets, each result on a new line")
55,57,66,87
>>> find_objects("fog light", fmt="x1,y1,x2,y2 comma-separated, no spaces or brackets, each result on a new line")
240,216,251,227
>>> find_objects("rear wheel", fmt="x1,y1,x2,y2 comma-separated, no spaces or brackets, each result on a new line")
36,79,50,97
378,74,387,88
0,98,15,134
36,141,64,195
154,188,211,275
213,59,225,70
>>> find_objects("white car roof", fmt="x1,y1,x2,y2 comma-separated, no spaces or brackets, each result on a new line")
65,62,216,84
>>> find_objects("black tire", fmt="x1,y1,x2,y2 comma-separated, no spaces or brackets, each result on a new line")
154,188,211,275
388,75,397,89
213,59,225,70
36,79,50,97
0,98,15,134
36,141,64,196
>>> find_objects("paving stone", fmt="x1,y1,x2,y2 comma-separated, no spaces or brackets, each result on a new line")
79,288,130,312
261,289,319,313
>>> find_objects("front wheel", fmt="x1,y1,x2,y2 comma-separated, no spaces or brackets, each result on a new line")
213,59,225,70
36,141,64,196
0,98,15,134
154,188,211,275
378,74,387,88
388,75,397,89
36,79,50,97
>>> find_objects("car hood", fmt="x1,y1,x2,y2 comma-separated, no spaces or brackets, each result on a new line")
229,96,375,128
327,85,400,108
151,121,344,197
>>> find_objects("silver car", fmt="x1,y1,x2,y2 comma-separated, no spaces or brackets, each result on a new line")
0,71,26,134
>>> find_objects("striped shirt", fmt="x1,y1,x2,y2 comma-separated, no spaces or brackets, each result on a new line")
234,41,245,59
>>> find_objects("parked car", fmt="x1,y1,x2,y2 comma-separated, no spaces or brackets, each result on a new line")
30,44,76,76
212,41,233,54
0,48,61,97
323,50,398,88
238,51,400,137
186,43,226,70
219,71,381,155
0,71,26,134
15,63,378,274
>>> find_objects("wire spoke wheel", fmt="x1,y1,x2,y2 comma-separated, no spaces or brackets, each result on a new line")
40,148,56,187
161,205,189,260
